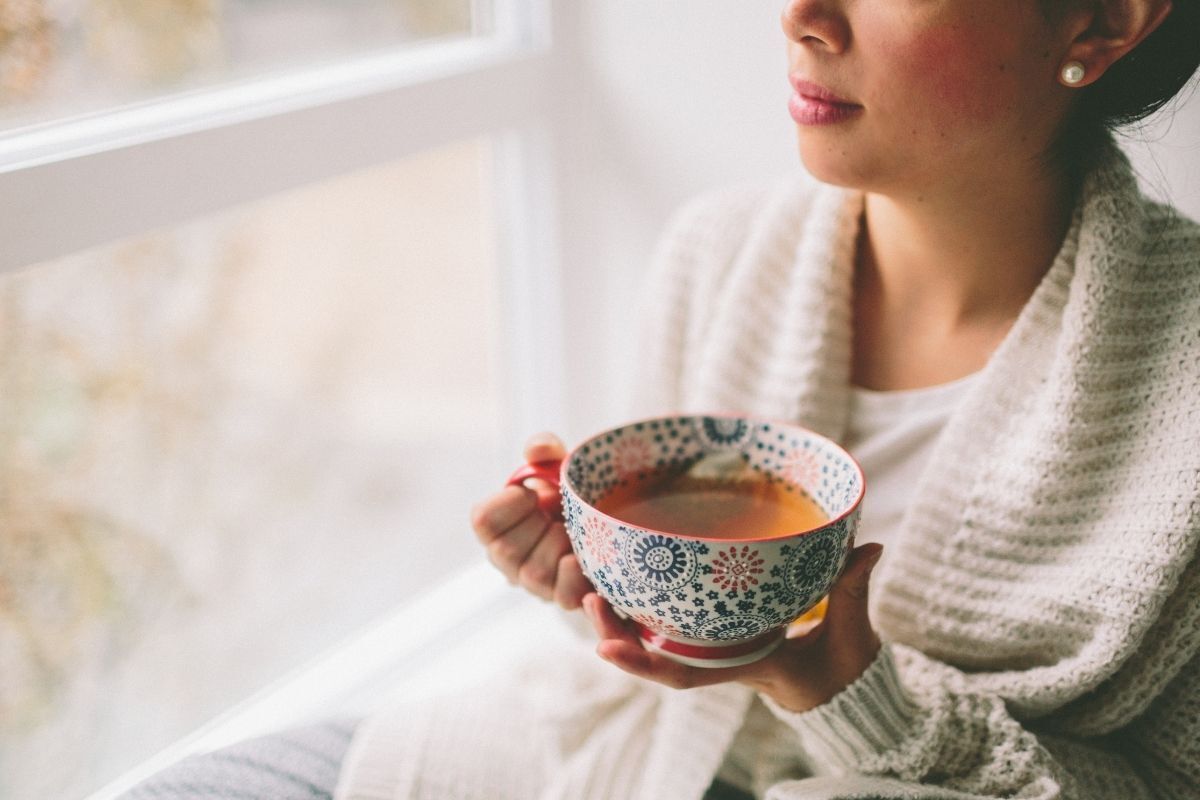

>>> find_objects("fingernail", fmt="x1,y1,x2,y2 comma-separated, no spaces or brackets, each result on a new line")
848,547,882,596
864,546,883,578
866,547,884,576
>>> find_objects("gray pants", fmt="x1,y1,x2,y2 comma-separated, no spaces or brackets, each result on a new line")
120,717,754,799
119,718,358,799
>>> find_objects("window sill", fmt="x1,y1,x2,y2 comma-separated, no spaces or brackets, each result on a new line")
87,561,577,799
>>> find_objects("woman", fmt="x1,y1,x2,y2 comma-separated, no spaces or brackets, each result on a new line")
127,1,1200,798
449,1,1200,797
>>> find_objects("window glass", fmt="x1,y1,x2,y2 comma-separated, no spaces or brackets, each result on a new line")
0,0,484,130
0,136,505,799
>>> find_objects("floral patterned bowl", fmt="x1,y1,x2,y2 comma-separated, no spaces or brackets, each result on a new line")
509,415,864,668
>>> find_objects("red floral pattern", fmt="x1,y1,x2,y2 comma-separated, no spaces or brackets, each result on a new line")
585,514,619,566
612,435,654,478
783,447,822,490
711,545,765,592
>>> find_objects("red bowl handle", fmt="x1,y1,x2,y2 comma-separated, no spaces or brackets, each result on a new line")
506,459,564,515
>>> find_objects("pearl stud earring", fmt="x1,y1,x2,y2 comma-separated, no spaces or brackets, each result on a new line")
1061,61,1086,86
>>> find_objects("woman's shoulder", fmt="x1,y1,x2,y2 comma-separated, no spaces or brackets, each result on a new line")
1104,188,1200,346
660,171,826,252
1139,197,1200,276
1075,146,1200,345
648,171,835,302
1069,156,1200,416
1083,142,1200,278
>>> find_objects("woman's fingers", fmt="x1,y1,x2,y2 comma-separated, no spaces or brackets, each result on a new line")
519,433,567,519
582,593,638,643
523,477,564,521
583,593,740,691
522,432,567,464
471,485,545,584
824,543,884,652
485,512,551,584
470,432,575,600
517,521,573,600
583,593,660,673
474,494,578,601
470,485,538,546
553,554,593,610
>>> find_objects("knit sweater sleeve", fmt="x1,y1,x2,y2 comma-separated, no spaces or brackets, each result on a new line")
758,642,1199,800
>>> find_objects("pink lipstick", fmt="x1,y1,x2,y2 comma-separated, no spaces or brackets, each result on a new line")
788,78,862,126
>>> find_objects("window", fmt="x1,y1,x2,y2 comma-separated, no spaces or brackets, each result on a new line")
0,2,564,797
0,0,481,129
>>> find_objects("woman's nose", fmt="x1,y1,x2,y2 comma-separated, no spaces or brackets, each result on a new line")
780,0,850,54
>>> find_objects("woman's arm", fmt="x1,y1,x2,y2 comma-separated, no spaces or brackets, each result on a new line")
585,546,1199,800
758,643,1199,800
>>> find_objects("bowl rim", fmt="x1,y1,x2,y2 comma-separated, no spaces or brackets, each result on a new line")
561,412,866,545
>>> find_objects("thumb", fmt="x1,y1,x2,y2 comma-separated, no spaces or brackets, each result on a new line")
523,431,567,464
521,432,568,520
824,543,884,634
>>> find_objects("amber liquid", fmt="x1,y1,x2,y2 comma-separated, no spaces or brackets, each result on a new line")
594,464,828,540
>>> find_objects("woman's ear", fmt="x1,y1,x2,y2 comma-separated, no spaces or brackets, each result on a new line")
1058,0,1173,87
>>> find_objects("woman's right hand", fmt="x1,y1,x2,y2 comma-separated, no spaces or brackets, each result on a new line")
470,433,592,610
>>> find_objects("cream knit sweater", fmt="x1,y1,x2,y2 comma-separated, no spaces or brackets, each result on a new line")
336,143,1200,800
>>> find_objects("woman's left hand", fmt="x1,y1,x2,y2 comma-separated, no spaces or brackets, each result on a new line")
582,543,885,713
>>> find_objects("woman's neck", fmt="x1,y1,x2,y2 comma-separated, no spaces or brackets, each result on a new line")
860,168,1074,323
851,165,1075,390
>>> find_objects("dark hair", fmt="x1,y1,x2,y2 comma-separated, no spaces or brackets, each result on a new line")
1083,1,1199,123
1056,0,1200,179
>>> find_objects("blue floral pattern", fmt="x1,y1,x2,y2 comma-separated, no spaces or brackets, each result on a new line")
778,522,848,603
699,613,771,641
625,534,698,591
695,416,752,447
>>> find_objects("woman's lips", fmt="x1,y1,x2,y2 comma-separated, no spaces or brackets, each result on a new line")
788,78,862,126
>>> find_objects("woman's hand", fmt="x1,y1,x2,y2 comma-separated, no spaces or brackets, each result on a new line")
582,543,885,713
470,433,592,609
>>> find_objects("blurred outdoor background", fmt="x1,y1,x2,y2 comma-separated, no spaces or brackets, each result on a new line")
2,2,1197,798
2,3,500,798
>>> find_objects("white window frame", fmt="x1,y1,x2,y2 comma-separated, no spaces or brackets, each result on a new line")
2,1,570,794
0,0,567,439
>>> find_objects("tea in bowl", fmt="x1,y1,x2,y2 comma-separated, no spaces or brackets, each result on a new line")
509,414,864,668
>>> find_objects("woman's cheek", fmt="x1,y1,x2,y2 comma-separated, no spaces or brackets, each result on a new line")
896,29,1018,132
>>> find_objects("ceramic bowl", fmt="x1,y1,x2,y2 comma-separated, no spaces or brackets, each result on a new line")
511,414,864,668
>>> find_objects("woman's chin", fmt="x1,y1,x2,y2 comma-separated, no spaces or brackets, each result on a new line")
796,143,876,191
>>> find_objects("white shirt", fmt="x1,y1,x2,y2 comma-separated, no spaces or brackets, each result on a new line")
717,373,980,794
843,373,980,550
